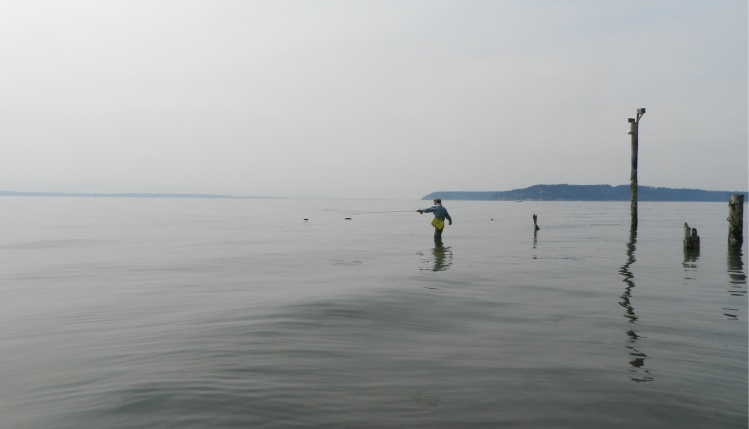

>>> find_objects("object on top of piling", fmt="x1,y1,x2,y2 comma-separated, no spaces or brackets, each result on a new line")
683,222,700,249
533,213,540,231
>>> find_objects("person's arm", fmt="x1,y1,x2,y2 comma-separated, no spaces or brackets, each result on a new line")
446,211,453,225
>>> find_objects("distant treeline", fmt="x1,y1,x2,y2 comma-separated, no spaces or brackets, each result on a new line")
424,185,748,202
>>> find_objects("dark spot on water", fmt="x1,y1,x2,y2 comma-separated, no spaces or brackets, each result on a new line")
409,394,442,407
332,260,362,266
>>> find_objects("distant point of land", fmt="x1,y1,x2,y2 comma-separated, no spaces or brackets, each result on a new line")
423,184,748,202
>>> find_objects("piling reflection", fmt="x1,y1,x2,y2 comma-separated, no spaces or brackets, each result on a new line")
724,246,746,320
727,246,746,293
682,243,700,280
618,230,653,382
619,231,638,323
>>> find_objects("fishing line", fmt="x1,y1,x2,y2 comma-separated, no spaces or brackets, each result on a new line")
304,209,413,221
347,210,414,215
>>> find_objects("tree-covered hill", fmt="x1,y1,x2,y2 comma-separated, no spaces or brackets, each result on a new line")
423,185,747,202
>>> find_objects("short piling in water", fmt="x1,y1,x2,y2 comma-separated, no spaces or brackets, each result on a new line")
533,213,540,231
683,222,700,250
727,194,744,245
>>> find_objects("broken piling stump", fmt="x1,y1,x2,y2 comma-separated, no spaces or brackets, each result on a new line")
683,222,700,250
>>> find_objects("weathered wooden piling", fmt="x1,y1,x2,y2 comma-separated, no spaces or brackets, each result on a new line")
727,194,744,245
683,222,700,250
533,213,540,231
628,108,645,230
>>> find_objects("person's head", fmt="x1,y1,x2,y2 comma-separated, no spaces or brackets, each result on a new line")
433,198,442,205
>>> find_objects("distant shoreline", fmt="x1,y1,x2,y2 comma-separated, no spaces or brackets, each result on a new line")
424,184,748,202
1,185,746,202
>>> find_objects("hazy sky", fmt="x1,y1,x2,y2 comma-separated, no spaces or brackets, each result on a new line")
2,1,747,199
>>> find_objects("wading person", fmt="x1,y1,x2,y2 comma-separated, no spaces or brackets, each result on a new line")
417,198,452,245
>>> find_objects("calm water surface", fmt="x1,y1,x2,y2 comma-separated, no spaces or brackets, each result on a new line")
1,198,746,428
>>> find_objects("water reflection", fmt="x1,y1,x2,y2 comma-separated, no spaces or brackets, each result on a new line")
727,246,746,294
419,244,453,272
724,246,746,320
619,231,638,323
532,230,538,259
682,243,700,280
618,230,653,382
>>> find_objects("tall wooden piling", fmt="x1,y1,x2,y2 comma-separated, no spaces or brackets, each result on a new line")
728,194,744,245
628,108,646,230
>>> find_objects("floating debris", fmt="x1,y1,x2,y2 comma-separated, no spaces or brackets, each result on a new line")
333,260,362,266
